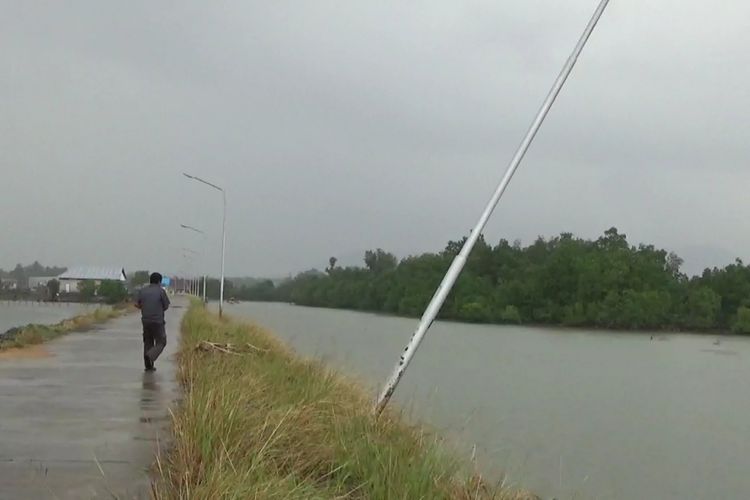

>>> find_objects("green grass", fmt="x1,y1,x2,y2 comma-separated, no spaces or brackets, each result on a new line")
0,304,133,351
155,302,534,499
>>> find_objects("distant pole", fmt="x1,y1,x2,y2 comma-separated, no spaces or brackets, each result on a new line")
374,0,611,415
220,190,226,316
180,223,208,302
181,247,199,297
182,173,227,317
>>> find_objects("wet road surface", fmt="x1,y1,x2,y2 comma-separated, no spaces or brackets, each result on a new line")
0,300,184,499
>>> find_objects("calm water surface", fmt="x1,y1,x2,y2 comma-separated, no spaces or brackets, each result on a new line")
226,301,750,500
0,302,96,333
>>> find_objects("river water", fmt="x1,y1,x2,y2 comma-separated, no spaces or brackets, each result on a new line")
225,301,750,500
0,302,96,334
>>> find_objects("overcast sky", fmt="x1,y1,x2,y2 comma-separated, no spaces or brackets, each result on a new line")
2,0,748,277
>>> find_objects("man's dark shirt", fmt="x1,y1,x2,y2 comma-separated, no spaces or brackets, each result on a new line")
137,284,170,323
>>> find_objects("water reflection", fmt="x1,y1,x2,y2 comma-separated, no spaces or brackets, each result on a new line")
0,302,96,333
140,372,165,423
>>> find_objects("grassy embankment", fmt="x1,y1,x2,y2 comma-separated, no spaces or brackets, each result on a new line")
0,305,133,351
155,302,534,499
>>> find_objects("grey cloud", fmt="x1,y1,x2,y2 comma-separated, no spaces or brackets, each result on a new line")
1,0,748,278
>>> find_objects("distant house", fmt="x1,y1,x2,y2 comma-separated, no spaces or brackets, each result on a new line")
0,278,18,290
28,276,58,289
57,267,127,293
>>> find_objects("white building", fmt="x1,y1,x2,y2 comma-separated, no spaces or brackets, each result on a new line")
28,276,58,289
1,278,18,290
57,267,127,293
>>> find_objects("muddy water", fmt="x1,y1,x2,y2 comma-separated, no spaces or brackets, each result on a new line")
0,302,96,333
226,301,750,500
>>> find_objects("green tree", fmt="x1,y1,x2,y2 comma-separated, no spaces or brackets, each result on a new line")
28,261,44,277
694,260,750,328
327,257,338,274
254,228,750,333
78,280,97,301
131,270,150,287
47,279,60,301
499,305,522,324
98,280,128,304
10,264,26,289
205,278,235,300
235,280,276,301
364,249,397,274
680,286,721,330
457,299,492,323
732,307,750,334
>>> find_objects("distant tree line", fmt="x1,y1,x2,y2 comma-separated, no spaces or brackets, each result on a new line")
75,280,128,304
229,228,750,333
0,261,67,289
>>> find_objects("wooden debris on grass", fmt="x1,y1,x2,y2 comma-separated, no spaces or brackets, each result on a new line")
196,340,268,355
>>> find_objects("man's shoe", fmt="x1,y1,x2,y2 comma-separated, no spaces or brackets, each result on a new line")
145,366,156,372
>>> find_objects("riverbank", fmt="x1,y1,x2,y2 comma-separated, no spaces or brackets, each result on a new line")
227,299,743,338
0,304,133,351
154,302,533,499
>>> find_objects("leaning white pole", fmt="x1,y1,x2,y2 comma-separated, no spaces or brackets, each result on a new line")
374,0,610,415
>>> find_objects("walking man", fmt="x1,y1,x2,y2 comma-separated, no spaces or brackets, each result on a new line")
135,272,170,371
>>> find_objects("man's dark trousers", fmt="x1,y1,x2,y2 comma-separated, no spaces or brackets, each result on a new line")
143,321,167,369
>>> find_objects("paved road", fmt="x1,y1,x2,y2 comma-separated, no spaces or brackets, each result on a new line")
0,299,184,499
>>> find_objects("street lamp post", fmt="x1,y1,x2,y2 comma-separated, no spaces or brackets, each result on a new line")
181,224,208,303
182,173,227,317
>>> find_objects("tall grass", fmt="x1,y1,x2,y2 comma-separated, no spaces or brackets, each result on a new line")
155,302,535,499
0,304,132,351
